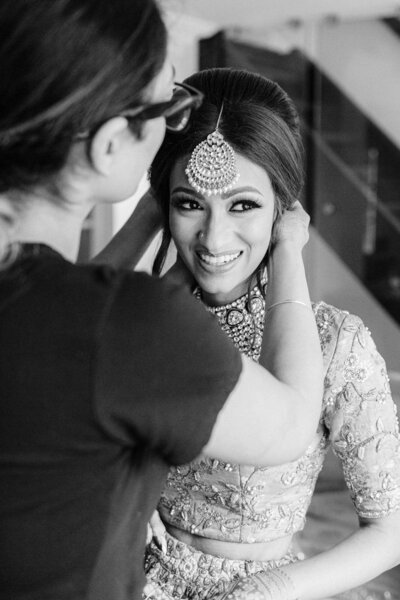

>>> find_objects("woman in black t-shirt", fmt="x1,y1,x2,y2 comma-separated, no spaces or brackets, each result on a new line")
0,3,323,599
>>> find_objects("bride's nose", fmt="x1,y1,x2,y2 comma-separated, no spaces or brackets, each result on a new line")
197,210,231,252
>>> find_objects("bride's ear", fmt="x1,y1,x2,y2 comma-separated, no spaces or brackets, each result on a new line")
270,202,284,245
89,117,130,175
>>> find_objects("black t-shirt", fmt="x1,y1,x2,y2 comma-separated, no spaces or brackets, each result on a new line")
0,245,241,600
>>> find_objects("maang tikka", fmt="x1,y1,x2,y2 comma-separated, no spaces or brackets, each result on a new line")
185,102,240,196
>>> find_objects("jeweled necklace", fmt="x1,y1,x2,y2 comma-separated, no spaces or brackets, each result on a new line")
194,283,266,362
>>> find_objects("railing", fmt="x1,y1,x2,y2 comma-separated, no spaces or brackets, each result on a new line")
311,130,400,238
306,125,400,323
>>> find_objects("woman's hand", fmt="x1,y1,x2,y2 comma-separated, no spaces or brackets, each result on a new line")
271,201,310,252
146,510,167,553
215,577,265,600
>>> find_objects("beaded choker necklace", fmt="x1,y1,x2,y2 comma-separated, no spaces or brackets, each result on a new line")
194,284,266,362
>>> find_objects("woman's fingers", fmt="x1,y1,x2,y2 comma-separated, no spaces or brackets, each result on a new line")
272,201,310,250
148,510,167,553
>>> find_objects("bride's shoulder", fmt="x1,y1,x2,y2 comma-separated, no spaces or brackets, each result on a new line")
312,300,368,356
312,300,364,328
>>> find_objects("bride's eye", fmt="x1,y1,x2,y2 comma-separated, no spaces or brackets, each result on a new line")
171,197,202,211
230,199,262,212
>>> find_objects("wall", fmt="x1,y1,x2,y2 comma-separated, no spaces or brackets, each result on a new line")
306,19,400,150
234,18,400,150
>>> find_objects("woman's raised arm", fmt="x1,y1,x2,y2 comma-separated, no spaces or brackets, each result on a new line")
203,202,324,466
91,189,162,269
97,199,324,467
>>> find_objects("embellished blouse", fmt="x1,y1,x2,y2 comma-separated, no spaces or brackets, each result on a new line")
158,300,400,543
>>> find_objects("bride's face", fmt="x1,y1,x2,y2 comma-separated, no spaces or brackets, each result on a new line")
169,153,275,306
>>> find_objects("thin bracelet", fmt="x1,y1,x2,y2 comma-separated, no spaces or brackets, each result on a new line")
266,299,311,313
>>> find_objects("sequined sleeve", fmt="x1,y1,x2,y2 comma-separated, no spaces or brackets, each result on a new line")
322,312,400,518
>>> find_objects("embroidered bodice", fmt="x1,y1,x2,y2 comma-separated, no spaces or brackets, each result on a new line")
158,301,400,543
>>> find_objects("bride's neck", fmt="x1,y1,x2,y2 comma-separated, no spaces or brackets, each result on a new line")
200,275,265,307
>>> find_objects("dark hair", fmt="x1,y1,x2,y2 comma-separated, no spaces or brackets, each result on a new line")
0,0,167,194
150,68,304,277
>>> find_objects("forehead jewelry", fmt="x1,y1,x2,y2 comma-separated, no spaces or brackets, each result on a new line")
185,102,240,196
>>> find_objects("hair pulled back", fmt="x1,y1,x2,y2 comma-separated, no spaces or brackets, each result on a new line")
150,68,304,275
0,0,167,194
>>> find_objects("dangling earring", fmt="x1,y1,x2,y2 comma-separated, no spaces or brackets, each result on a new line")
185,102,240,196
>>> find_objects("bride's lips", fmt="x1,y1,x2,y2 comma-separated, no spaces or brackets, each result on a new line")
195,249,243,272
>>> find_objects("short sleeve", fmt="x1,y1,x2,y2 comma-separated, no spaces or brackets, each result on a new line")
322,314,400,518
94,272,242,466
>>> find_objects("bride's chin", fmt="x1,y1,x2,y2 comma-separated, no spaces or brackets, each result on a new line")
196,280,231,296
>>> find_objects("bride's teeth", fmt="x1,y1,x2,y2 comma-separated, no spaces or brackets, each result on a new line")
199,252,240,266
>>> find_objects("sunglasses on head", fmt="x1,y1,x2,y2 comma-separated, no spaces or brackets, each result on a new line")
76,82,203,141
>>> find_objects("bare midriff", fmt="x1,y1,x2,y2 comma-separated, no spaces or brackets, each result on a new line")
165,523,293,561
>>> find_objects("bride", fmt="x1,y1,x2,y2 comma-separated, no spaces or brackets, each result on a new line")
141,68,400,600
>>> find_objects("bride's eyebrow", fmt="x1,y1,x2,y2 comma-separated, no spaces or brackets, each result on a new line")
171,186,203,200
222,186,262,199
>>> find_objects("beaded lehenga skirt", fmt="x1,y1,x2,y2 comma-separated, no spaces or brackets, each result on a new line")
143,531,297,600
143,532,396,600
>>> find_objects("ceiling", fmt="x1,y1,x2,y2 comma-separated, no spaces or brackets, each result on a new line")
164,0,400,30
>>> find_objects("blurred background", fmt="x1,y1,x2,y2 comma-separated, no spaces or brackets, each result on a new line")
80,0,400,388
